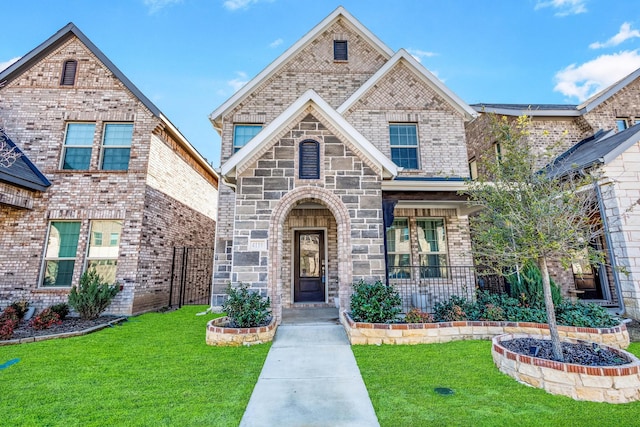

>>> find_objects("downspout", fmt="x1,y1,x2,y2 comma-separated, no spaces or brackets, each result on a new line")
594,179,625,315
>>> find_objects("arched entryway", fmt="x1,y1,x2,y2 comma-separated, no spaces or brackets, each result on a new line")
268,187,352,323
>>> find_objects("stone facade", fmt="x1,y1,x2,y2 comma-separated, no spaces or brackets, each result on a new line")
0,27,217,315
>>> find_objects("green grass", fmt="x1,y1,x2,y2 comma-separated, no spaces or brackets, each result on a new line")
353,341,640,427
0,306,270,427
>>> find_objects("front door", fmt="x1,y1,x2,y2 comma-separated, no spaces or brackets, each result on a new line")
294,230,325,302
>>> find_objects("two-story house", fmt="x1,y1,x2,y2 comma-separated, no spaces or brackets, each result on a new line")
0,23,218,315
466,68,640,319
210,7,479,322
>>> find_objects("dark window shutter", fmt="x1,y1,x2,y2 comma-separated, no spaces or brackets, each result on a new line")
334,40,348,61
299,140,320,179
61,60,77,86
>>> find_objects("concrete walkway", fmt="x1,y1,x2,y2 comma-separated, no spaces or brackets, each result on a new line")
239,308,380,427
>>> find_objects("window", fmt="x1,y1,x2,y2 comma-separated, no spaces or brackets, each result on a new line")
386,218,412,279
616,119,629,132
233,124,262,153
42,221,81,287
389,124,419,169
86,220,122,284
469,158,478,180
62,123,95,170
60,60,77,86
101,123,133,170
417,219,448,278
299,140,320,179
334,40,348,61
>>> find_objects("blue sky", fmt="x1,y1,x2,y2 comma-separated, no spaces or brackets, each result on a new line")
2,0,640,168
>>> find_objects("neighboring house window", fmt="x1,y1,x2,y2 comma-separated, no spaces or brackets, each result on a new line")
387,218,411,279
101,123,133,170
233,124,262,153
494,141,502,162
299,139,320,179
42,221,81,287
616,119,629,131
389,123,419,169
334,40,348,61
60,59,78,86
469,158,478,180
417,219,448,278
62,123,95,170
86,220,122,284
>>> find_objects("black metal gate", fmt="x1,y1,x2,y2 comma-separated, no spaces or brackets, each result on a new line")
169,247,214,307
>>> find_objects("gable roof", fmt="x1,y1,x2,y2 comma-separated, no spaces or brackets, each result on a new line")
209,6,394,130
578,67,640,113
338,49,477,120
544,124,640,178
1,22,218,186
0,130,51,191
220,89,398,180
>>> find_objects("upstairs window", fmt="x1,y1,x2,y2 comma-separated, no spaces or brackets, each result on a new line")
233,124,262,153
62,123,95,170
334,40,348,61
389,123,419,169
101,123,133,170
299,140,320,179
60,59,77,86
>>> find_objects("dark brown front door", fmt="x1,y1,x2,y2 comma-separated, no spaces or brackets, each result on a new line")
294,230,325,302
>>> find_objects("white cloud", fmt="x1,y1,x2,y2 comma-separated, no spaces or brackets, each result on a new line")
590,23,640,49
228,71,248,91
269,38,283,48
406,49,437,63
535,0,587,17
554,50,640,101
223,0,263,11
143,0,182,14
0,57,20,72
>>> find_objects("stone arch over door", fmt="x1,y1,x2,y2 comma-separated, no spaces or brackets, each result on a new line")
268,186,352,323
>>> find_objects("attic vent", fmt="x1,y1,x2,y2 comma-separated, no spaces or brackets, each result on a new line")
334,40,348,61
299,140,320,179
61,60,77,86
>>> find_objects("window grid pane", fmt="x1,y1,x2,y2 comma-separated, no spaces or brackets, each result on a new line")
103,124,133,146
102,148,131,170
62,123,95,170
42,221,81,287
387,218,411,279
390,124,418,169
63,147,92,170
417,219,448,278
233,125,262,152
87,220,123,285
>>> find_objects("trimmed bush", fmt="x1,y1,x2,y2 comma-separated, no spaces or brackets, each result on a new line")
50,303,70,320
404,308,434,323
0,307,20,340
68,269,119,320
556,300,618,328
433,295,473,322
222,283,271,328
350,280,402,323
9,300,30,319
29,308,62,330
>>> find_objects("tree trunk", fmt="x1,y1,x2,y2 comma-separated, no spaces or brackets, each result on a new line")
538,257,564,361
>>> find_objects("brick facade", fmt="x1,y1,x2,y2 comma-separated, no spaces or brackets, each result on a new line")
0,28,217,315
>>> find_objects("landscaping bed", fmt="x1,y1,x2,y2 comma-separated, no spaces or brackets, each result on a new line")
1,316,126,345
206,315,277,346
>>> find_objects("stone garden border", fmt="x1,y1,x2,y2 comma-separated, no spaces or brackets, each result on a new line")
206,316,277,347
492,333,640,403
342,313,630,349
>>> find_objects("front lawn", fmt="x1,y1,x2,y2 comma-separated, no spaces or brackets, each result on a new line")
0,306,269,426
354,341,640,427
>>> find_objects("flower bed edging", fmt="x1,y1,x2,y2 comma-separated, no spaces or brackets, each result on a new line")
492,333,640,403
341,313,629,349
0,317,127,346
205,316,277,347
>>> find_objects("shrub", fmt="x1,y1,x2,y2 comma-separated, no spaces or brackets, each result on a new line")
50,303,70,320
433,295,472,322
68,269,119,320
404,308,434,323
29,308,62,330
350,280,402,323
555,301,618,328
1,307,20,340
9,300,30,319
506,262,561,307
222,283,271,328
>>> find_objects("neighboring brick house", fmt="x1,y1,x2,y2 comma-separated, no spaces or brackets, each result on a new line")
210,7,479,322
0,23,218,315
466,68,640,319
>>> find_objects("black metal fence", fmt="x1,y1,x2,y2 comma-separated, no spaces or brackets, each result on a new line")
169,247,214,307
388,265,506,313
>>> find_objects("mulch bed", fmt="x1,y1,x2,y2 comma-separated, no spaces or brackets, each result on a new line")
501,337,630,366
6,317,122,341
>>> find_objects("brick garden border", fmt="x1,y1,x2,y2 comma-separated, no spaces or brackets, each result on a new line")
492,333,640,403
342,313,630,349
205,316,277,347
0,317,127,346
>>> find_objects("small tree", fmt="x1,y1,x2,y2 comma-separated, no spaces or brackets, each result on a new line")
68,269,120,320
466,114,603,361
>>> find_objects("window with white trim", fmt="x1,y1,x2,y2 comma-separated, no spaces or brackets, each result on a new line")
386,218,412,279
389,123,419,169
86,220,122,284
61,123,95,170
101,123,133,170
233,124,262,153
42,221,81,287
417,219,448,278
